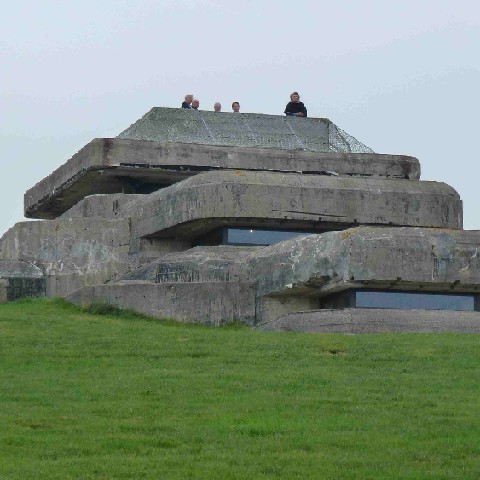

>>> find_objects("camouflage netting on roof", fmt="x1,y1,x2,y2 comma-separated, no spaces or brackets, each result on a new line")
117,107,374,153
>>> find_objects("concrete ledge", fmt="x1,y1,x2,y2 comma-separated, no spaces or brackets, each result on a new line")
24,138,420,219
257,308,480,333
248,227,480,300
67,281,256,325
0,259,44,278
129,171,461,239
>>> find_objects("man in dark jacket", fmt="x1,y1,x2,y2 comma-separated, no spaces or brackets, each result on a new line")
284,91,307,117
181,94,193,109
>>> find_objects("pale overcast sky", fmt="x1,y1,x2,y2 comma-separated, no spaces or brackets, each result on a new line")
1,0,479,236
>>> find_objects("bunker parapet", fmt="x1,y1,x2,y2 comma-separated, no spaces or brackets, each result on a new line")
2,108,479,332
117,108,374,153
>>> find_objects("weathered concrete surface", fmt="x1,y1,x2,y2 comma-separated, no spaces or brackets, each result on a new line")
258,309,480,333
71,226,480,326
128,237,192,272
60,194,144,219
129,171,461,240
247,226,480,324
24,138,420,219
0,218,131,297
119,246,259,283
119,227,480,294
118,107,374,153
58,193,194,267
67,281,256,326
0,259,44,278
248,227,480,301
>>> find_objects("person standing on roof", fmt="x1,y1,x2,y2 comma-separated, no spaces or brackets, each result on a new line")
284,92,307,117
181,94,194,109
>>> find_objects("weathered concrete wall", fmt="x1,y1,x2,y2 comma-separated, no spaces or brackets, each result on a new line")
120,246,258,283
67,281,256,326
258,308,480,333
0,218,131,297
258,296,320,325
59,193,193,269
0,259,44,278
129,171,461,240
128,237,192,272
60,194,144,219
70,227,479,326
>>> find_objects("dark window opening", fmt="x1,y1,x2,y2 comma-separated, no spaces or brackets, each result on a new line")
321,289,480,312
194,227,319,247
122,178,170,194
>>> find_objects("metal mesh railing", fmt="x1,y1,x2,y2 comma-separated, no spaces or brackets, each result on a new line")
118,107,374,153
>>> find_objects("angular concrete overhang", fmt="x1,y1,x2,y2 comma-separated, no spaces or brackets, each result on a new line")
24,138,420,219
117,246,259,283
59,193,144,219
0,260,44,278
248,227,480,297
128,171,461,240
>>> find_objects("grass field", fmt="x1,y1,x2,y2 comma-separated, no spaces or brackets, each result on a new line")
1,298,479,479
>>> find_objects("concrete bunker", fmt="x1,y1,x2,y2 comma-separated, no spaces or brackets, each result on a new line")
1,107,479,332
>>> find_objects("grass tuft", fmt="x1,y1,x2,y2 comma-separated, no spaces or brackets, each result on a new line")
83,301,125,316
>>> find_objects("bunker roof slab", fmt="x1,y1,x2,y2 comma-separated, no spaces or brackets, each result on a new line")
24,108,420,219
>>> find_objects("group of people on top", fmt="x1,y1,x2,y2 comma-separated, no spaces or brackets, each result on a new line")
181,95,240,113
181,92,307,117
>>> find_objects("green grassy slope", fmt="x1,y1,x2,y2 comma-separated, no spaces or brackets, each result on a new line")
1,298,479,479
